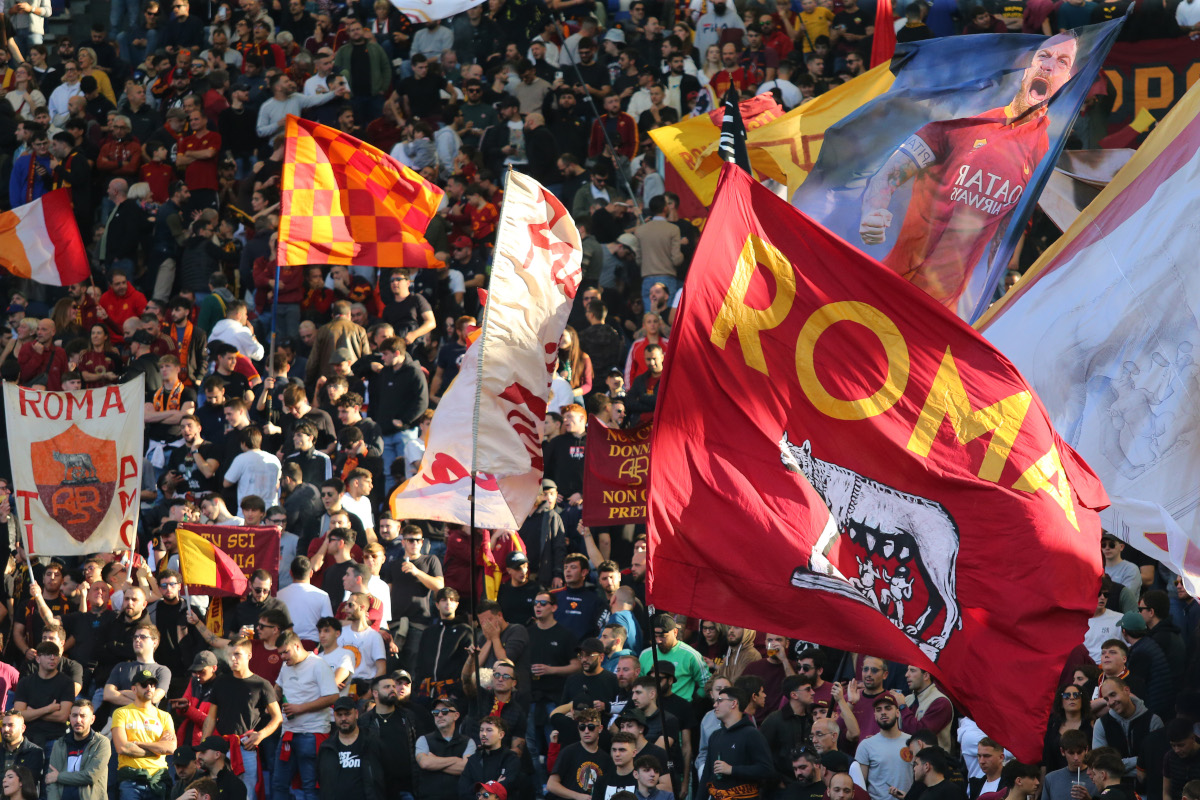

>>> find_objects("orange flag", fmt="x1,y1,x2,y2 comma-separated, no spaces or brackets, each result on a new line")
278,115,444,269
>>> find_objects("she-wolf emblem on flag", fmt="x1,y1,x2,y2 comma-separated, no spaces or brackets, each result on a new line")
780,433,962,662
32,425,118,542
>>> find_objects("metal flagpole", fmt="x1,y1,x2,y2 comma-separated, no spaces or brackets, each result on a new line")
268,259,281,386
468,165,517,717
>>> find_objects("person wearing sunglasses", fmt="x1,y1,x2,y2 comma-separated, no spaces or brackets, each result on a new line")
415,696,472,800
547,708,611,800
460,720,520,800
528,590,580,790
1100,534,1140,599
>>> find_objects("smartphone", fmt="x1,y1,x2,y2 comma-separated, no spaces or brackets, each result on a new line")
555,71,564,81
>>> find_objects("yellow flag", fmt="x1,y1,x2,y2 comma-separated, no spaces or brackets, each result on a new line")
649,95,785,207
749,62,896,193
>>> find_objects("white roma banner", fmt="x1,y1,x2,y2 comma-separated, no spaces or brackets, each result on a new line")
391,171,582,529
4,378,144,555
979,80,1200,593
388,0,484,23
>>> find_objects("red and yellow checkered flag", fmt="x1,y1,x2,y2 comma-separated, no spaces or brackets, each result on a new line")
278,115,444,269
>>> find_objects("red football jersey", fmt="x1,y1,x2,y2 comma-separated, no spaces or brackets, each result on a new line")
882,107,1049,309
178,130,222,191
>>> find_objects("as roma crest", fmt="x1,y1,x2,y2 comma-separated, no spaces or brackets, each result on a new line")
32,425,117,541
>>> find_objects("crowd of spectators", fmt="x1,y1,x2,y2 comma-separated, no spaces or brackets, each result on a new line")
0,1,1194,800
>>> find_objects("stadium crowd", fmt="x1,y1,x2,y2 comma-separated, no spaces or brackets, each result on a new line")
0,1,1196,800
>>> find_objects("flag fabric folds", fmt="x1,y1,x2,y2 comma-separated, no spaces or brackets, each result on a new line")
0,190,89,286
278,116,444,269
791,21,1123,321
177,527,250,597
979,79,1200,594
718,88,751,172
648,163,1108,763
649,94,785,206
391,171,582,530
749,63,895,193
388,0,483,23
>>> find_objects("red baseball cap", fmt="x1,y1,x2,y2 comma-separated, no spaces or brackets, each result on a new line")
476,781,507,800
451,236,473,249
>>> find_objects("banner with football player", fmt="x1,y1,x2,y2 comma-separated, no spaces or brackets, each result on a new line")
649,164,1108,763
791,20,1123,322
4,378,144,555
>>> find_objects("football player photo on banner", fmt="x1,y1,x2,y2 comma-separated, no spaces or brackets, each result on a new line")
4,378,144,555
791,20,1122,321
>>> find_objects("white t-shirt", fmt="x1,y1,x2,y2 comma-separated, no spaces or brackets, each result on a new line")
343,578,392,628
303,74,329,96
1085,609,1123,663
316,646,356,695
277,582,333,641
224,450,282,506
338,624,386,681
340,493,374,531
277,653,338,733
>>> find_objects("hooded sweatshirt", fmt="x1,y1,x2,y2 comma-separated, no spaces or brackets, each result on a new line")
1093,695,1163,771
717,628,762,682
699,714,775,799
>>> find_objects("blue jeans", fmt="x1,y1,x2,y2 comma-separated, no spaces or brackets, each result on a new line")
118,777,164,800
109,0,139,34
237,744,258,798
382,431,407,495
526,699,557,794
641,274,681,322
272,733,318,800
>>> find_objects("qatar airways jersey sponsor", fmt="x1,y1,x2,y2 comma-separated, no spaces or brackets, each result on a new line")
883,107,1049,308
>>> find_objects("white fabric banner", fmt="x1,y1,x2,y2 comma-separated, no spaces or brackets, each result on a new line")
3,378,145,556
980,82,1200,594
388,0,484,23
391,171,582,529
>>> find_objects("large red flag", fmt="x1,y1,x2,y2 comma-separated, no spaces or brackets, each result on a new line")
647,164,1108,762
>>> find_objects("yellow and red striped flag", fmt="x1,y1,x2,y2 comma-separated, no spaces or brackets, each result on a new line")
0,190,89,286
177,527,248,597
278,115,444,269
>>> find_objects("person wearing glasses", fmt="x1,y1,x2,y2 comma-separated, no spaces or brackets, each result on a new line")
459,719,521,800
225,569,290,639
101,624,171,722
526,591,580,790
461,660,527,757
158,0,204,56
1042,686,1093,774
1100,534,1140,602
547,707,611,800
415,696,474,800
760,674,817,782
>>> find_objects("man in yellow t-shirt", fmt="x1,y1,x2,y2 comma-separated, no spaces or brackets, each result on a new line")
797,0,836,52
111,670,176,800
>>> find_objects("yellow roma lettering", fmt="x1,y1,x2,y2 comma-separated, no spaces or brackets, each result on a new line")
795,301,909,420
906,347,1032,482
709,234,797,375
1012,444,1079,531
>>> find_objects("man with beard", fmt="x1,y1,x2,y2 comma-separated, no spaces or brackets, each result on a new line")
359,672,424,800
782,750,825,800
858,33,1080,310
46,700,110,800
317,698,385,800
850,657,890,738
855,696,913,800
415,697,474,800
564,639,620,707
94,587,152,689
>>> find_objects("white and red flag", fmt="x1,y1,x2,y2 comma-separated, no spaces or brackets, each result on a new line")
390,171,582,529
0,190,89,286
4,378,145,555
